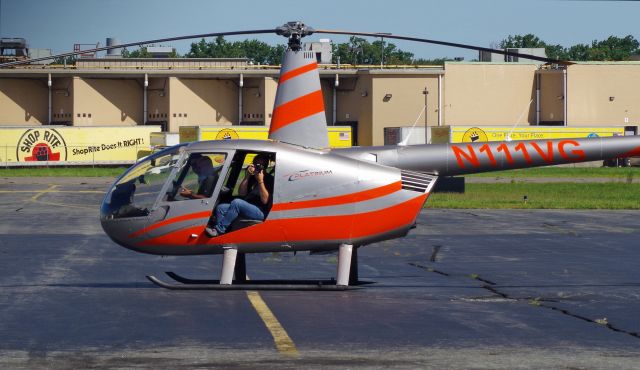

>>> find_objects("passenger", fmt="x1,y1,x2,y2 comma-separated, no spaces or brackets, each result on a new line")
206,153,273,237
179,155,218,200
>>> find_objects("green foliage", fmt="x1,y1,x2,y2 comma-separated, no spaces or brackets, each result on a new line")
427,183,640,209
52,55,76,65
332,36,414,65
499,34,640,61
186,36,285,65
122,47,152,58
122,47,180,58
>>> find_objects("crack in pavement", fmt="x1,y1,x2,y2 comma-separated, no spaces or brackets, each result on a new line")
410,262,640,340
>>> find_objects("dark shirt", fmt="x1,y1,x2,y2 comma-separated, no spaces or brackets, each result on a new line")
244,172,274,214
196,172,218,198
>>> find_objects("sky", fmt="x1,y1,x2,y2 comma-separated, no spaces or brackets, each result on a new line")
1,0,638,61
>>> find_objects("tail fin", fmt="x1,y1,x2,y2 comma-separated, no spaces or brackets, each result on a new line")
268,49,328,149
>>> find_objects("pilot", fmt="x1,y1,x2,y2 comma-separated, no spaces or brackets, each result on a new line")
180,155,218,200
206,153,273,237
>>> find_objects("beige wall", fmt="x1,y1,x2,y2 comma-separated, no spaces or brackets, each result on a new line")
167,77,238,132
444,63,537,126
0,78,48,124
147,77,169,125
2,63,640,140
370,75,440,146
335,75,373,145
242,77,270,125
73,77,142,126
263,77,277,126
538,70,564,123
51,77,73,123
568,64,640,126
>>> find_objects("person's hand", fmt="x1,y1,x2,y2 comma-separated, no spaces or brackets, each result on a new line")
179,187,192,198
255,170,264,183
246,164,255,175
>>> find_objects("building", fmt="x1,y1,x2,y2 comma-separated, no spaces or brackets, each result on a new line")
1,58,639,146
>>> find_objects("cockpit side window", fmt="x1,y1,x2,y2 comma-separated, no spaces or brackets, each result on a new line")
168,153,227,201
103,146,182,219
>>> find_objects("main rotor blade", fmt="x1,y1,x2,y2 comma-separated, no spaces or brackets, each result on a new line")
315,29,571,65
0,28,276,68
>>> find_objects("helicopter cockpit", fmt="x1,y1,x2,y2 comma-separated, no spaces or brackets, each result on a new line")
100,143,276,244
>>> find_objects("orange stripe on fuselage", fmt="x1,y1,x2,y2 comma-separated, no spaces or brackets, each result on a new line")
138,193,429,247
269,90,325,134
130,182,401,239
271,181,402,212
278,62,318,85
128,210,211,238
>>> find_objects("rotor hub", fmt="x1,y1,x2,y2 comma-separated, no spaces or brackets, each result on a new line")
275,21,315,51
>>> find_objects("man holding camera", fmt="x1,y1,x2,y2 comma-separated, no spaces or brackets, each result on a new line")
205,153,273,237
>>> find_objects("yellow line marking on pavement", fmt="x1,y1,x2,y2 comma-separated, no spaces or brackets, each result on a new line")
246,291,299,357
30,185,58,201
31,199,95,210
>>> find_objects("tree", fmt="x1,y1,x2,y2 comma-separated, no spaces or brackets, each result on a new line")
498,34,640,61
331,36,413,65
122,47,153,58
499,34,546,49
186,36,285,65
52,55,76,65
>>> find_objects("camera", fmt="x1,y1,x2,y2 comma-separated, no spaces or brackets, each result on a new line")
254,163,264,173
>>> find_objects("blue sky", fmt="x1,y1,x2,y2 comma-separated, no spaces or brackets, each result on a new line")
1,0,638,60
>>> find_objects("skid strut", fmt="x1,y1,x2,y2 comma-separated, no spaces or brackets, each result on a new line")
146,245,365,290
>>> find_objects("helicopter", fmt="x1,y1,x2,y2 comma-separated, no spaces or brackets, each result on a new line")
5,22,639,290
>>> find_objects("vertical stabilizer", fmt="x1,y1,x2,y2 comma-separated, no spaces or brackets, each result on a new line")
268,49,329,148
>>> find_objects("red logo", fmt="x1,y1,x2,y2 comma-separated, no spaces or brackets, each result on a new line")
17,128,67,162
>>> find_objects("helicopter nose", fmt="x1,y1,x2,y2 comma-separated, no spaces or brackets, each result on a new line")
100,213,148,251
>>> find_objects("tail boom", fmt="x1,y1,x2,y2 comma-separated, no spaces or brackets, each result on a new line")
335,136,640,175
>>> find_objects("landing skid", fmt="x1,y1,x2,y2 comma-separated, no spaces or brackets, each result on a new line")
147,245,366,291
146,273,354,291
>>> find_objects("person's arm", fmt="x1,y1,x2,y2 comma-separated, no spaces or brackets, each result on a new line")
254,171,270,204
238,164,254,197
180,187,208,200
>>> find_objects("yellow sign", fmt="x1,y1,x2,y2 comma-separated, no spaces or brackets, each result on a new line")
461,127,489,143
215,128,241,140
431,126,626,144
0,126,161,165
179,125,352,148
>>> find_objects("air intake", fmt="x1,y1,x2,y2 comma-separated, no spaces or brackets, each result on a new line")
401,170,437,193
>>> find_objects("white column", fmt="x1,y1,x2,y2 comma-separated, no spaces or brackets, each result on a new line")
143,74,148,125
47,74,52,124
238,74,244,125
336,244,353,286
220,248,238,285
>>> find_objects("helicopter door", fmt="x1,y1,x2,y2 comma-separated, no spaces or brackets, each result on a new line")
152,152,232,232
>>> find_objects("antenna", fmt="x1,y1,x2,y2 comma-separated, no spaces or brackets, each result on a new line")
505,99,534,141
398,105,427,146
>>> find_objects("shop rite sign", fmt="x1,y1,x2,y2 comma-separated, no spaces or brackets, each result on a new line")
17,128,68,162
1,126,160,164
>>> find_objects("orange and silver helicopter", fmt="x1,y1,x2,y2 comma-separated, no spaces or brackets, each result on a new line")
6,22,639,290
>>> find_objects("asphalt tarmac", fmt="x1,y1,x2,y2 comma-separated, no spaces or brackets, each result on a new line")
1,178,639,369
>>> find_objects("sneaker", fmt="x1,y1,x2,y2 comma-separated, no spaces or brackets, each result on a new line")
205,227,218,237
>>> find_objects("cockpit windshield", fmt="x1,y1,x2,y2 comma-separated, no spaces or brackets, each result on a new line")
101,145,185,219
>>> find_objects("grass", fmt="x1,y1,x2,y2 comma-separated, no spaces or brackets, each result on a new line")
0,166,128,177
467,167,640,178
427,183,640,209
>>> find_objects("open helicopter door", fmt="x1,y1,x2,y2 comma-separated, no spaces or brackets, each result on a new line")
154,150,233,235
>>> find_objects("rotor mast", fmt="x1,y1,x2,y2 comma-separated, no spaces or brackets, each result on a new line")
275,21,315,51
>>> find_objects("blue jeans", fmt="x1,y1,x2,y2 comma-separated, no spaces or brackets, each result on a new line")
214,198,265,233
